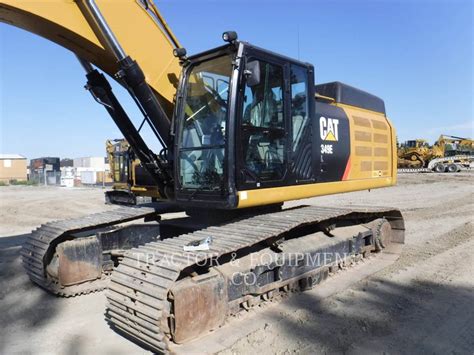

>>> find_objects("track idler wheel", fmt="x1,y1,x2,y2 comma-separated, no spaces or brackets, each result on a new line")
365,218,393,252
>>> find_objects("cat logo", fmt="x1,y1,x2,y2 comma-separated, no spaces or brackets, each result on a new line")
319,117,339,141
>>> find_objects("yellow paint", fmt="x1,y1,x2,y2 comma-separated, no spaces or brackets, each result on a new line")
237,177,394,208
0,0,181,114
337,104,395,181
324,131,337,141
336,102,386,117
131,186,161,198
314,93,336,103
390,124,398,185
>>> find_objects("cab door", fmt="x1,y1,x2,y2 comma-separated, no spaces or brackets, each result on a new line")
236,51,289,190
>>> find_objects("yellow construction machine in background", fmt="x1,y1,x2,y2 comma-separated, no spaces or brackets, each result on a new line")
398,134,473,172
105,139,159,205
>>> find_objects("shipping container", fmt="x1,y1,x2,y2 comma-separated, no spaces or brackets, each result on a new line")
80,170,97,184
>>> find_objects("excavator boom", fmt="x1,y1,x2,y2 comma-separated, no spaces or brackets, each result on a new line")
1,0,184,195
0,0,180,113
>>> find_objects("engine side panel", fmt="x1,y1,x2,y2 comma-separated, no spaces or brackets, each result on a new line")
236,102,396,208
340,103,396,181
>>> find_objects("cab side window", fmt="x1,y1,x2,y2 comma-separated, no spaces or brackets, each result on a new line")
290,65,309,152
242,62,284,129
241,60,286,182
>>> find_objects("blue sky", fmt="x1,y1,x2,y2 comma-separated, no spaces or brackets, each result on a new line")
0,0,472,159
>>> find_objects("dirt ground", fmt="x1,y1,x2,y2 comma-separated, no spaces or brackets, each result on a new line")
0,173,473,354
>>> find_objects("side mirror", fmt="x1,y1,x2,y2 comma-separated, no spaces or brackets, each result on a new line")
244,60,261,87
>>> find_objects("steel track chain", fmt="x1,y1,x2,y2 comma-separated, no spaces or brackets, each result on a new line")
105,205,404,353
21,206,157,297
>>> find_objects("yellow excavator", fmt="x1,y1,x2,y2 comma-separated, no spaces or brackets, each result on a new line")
433,134,474,157
1,1,405,352
106,138,160,205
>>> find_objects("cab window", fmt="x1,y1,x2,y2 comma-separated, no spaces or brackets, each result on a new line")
290,65,309,152
241,60,286,182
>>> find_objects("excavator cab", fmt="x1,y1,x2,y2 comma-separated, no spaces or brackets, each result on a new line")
173,41,314,209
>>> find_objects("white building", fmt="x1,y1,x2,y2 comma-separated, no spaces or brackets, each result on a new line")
72,157,110,185
73,157,106,170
